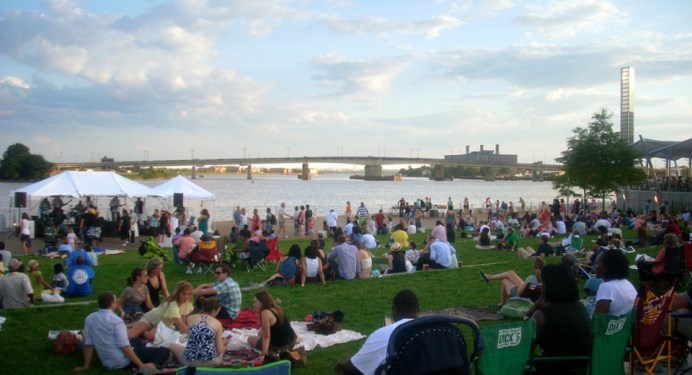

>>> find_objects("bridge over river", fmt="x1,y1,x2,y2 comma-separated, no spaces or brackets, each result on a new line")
56,156,562,181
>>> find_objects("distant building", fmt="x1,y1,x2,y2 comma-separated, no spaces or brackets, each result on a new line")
444,144,517,164
620,66,635,144
100,156,114,163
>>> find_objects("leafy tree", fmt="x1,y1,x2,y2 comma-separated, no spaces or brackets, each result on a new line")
554,108,646,210
0,143,53,180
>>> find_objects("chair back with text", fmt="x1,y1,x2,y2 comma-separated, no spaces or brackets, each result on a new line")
590,311,634,375
477,319,535,375
375,315,482,375
632,283,677,374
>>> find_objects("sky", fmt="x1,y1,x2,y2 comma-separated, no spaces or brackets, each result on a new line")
1,0,691,166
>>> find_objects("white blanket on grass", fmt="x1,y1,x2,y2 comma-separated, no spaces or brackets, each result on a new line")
155,321,365,352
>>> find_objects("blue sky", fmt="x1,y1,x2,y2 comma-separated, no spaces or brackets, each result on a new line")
1,0,690,165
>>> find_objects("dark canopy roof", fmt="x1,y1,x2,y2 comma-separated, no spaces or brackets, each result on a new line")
631,138,692,161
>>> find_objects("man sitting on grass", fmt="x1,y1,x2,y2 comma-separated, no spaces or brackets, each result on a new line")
74,291,170,372
335,290,420,375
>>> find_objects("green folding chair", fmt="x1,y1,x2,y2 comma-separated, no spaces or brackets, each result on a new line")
527,311,634,375
590,311,634,375
477,319,535,375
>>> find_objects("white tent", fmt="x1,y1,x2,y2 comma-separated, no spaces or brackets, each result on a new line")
10,171,159,200
152,175,216,234
151,175,215,200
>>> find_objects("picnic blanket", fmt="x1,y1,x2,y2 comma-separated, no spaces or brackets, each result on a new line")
423,307,504,321
226,321,366,352
219,308,261,330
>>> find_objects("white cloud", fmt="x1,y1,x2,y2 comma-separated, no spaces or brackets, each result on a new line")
319,14,462,39
516,0,622,38
545,87,601,101
0,76,30,89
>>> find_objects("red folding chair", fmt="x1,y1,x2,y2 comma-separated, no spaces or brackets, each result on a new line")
188,240,219,277
265,237,282,262
632,283,679,375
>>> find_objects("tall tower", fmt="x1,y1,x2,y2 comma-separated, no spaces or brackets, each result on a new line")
620,66,635,144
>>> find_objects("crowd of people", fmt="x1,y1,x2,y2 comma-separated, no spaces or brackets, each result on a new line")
2,193,691,374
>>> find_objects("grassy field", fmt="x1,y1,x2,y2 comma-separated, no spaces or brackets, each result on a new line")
0,230,658,374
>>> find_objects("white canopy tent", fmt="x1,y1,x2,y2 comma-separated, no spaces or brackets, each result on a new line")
6,171,162,231
10,171,159,200
151,175,216,232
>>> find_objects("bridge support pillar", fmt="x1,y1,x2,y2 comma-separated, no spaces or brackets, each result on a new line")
300,163,311,180
483,167,495,181
364,165,383,179
430,164,446,181
247,164,252,180
191,165,197,180
532,168,544,181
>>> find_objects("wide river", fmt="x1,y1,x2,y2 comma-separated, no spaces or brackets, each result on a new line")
0,174,560,227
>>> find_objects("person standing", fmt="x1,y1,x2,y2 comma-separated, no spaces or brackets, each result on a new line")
134,198,144,226
118,209,131,246
109,197,121,222
326,208,338,235
305,204,313,236
192,265,242,320
357,202,369,227
198,209,210,235
74,291,170,372
20,212,32,255
264,208,275,233
277,203,288,238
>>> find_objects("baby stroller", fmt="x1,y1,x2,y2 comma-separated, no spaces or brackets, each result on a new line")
42,218,59,254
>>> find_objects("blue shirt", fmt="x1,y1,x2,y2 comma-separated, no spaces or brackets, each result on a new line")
83,309,131,370
430,240,455,268
213,277,241,319
327,242,361,279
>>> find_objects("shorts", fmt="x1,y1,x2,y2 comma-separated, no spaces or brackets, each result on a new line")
509,286,518,298
20,234,31,246
139,310,162,329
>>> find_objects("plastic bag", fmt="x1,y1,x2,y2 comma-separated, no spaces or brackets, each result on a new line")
42,290,65,303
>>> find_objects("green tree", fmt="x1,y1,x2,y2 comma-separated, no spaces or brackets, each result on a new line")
0,143,53,180
554,108,646,210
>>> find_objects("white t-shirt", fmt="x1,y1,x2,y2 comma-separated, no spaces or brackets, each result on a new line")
21,219,31,235
361,234,377,249
351,318,413,375
555,221,567,234
596,278,637,316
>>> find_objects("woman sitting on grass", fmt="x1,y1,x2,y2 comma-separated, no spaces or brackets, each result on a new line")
475,227,494,250
517,234,554,259
529,264,591,375
262,244,302,286
354,240,373,278
145,257,169,307
26,259,54,300
169,296,230,367
117,268,154,320
384,242,407,274
247,290,298,362
480,257,544,306
594,249,637,316
301,242,326,286
127,281,194,340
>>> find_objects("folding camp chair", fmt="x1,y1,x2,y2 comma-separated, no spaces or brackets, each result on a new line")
374,315,482,375
176,360,291,375
671,311,692,375
632,283,678,375
245,240,269,272
188,239,220,277
265,237,282,263
477,319,535,375
527,311,634,375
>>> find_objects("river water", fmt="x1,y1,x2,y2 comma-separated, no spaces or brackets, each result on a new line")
0,174,559,227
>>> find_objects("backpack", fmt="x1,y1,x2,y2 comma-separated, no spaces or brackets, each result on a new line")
270,214,277,225
53,331,80,355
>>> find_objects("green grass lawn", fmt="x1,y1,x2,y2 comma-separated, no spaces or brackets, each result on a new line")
0,230,659,374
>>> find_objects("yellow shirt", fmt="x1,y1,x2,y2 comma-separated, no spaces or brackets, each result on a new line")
391,230,409,249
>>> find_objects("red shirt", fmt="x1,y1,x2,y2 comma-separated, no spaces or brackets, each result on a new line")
375,213,386,227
